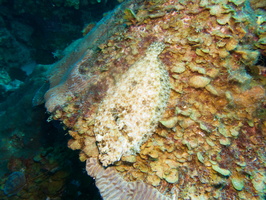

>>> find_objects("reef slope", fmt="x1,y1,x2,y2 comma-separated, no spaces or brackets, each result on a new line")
44,0,266,199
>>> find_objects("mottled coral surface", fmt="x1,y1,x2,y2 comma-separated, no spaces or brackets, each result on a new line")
45,0,266,199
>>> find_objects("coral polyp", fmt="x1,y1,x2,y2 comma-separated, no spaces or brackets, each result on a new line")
44,0,266,199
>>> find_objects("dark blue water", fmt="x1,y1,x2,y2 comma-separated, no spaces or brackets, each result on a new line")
0,0,120,199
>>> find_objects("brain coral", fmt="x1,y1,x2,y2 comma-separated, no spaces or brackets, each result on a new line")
44,0,266,199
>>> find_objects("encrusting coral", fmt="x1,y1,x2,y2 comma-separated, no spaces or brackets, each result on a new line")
44,0,266,199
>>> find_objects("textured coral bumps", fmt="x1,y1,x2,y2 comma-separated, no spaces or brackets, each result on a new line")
94,42,170,166
44,0,266,199
86,158,172,200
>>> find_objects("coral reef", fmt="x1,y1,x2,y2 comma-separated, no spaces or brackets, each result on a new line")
44,0,266,199
0,145,101,200
0,0,127,199
86,158,172,200
0,69,24,98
